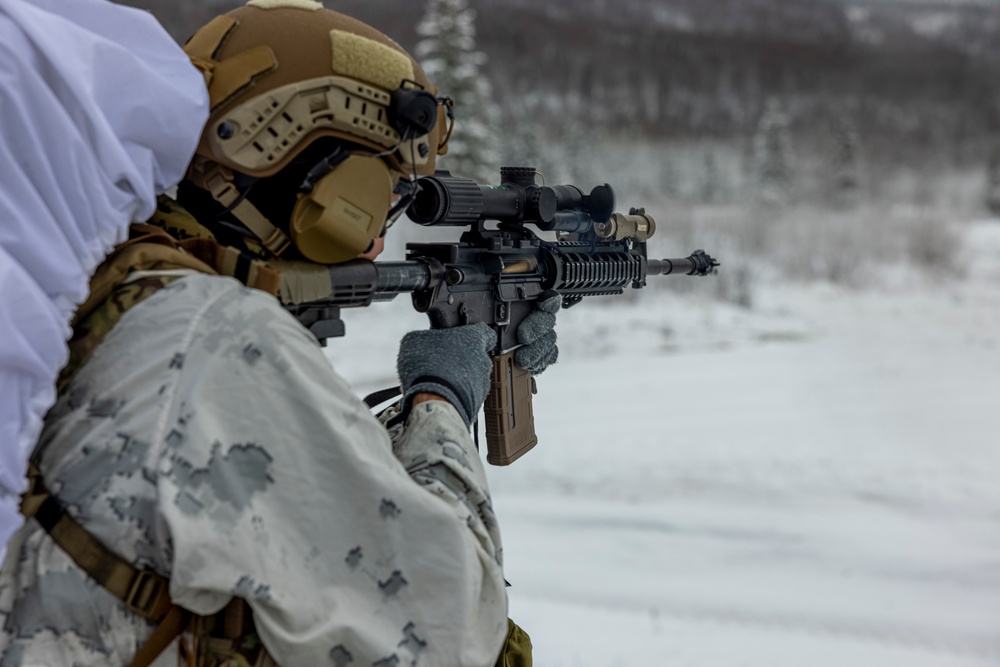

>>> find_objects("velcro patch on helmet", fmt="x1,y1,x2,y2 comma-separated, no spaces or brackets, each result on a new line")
330,29,414,93
245,0,322,10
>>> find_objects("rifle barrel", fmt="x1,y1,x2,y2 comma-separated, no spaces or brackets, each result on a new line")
648,250,718,277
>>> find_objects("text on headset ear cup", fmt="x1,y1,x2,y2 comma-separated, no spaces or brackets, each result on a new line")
289,154,395,264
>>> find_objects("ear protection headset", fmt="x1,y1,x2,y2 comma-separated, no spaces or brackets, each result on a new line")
288,81,441,264
388,80,440,142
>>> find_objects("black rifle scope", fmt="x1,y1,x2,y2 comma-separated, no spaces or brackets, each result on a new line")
407,167,616,233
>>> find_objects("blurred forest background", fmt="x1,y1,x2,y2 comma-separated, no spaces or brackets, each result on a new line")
124,0,1000,303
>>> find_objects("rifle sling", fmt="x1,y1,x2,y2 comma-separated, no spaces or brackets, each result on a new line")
363,385,401,409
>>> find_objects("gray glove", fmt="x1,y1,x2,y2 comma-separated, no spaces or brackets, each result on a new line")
397,322,497,427
514,290,560,374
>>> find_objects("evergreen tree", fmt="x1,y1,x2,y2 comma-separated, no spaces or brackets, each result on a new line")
739,134,755,199
499,99,551,183
987,137,1000,216
415,0,501,183
698,149,724,204
658,154,682,200
826,109,861,207
751,98,793,206
987,100,1000,216
556,117,595,186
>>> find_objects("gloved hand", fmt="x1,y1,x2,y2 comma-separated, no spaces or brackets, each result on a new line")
397,322,497,427
514,290,560,374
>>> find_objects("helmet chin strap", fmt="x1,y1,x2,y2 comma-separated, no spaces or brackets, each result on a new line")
187,158,292,257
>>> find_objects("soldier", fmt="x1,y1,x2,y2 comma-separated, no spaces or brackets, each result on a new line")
0,1,546,665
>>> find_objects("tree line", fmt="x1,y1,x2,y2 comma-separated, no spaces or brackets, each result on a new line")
124,0,1000,211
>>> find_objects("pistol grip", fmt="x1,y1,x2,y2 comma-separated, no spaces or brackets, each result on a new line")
484,351,537,466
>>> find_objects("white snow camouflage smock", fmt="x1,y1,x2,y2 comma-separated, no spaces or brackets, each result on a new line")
0,0,207,560
0,272,508,666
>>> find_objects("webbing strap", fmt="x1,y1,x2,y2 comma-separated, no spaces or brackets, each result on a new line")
190,160,291,257
363,385,402,409
20,466,174,622
232,199,292,257
127,605,190,667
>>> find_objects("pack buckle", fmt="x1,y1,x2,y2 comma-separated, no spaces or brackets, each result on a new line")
126,569,171,619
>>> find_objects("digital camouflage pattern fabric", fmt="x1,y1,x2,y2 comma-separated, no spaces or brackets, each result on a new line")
0,273,508,666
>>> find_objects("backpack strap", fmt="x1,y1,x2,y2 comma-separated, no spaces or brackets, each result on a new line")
20,461,188,667
20,464,176,622
128,605,190,667
21,464,279,667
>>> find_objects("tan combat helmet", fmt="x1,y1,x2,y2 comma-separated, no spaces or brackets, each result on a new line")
182,0,452,263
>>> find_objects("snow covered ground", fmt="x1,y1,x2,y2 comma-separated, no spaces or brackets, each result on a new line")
325,220,1000,666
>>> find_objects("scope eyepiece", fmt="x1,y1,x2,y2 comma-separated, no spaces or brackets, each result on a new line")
408,172,483,226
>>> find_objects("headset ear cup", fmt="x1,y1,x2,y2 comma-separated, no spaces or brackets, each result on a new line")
289,154,394,264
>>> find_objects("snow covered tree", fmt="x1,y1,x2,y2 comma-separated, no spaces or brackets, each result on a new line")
751,98,793,206
987,138,1000,216
416,0,502,183
555,117,590,185
543,116,610,187
987,100,1000,216
499,99,553,183
658,154,681,199
825,110,861,207
698,149,724,204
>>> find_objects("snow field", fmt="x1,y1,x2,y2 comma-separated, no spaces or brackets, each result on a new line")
325,220,1000,666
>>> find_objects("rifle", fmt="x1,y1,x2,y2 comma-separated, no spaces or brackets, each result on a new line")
285,167,718,466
